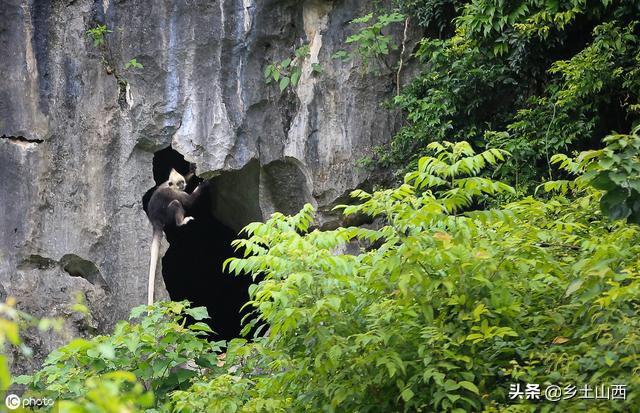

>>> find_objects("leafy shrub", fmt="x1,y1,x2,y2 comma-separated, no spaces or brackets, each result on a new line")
382,0,640,191
0,298,62,392
86,24,111,47
16,301,224,409
56,372,154,413
392,0,462,34
589,127,640,224
548,126,640,224
195,142,638,412
333,12,405,74
8,2,640,412
16,142,640,412
544,126,640,224
264,45,321,93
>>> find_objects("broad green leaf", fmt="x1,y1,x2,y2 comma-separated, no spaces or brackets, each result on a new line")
459,381,479,395
185,306,209,321
279,76,291,92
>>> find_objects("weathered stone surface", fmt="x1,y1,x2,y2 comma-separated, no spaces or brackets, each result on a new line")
0,0,407,367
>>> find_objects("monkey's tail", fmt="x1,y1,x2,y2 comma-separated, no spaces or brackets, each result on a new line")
148,227,163,306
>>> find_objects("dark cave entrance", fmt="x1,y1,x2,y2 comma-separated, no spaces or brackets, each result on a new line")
142,147,259,342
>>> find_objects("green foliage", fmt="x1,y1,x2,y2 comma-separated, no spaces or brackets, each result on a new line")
86,25,112,47
0,298,62,394
403,141,514,212
85,24,143,92
382,0,640,191
17,301,223,409
500,20,640,183
588,127,640,224
387,34,519,173
125,58,144,70
333,12,405,73
544,126,640,224
169,338,291,413
549,21,639,110
205,142,637,412
15,142,640,412
56,372,154,413
456,0,618,53
264,45,320,93
16,4,640,411
392,0,463,34
0,298,28,392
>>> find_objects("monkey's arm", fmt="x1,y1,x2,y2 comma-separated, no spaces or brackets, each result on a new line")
183,163,197,183
168,200,193,226
181,180,210,208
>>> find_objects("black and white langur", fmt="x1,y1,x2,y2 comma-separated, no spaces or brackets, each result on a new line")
145,168,208,305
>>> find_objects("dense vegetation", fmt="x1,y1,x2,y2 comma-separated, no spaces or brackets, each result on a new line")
2,1,639,412
383,0,640,194
5,134,639,412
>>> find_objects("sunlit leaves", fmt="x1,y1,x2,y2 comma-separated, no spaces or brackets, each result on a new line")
403,141,513,213
18,138,640,412
85,24,111,47
590,127,640,224
207,140,640,411
20,301,224,404
543,127,640,224
56,372,154,412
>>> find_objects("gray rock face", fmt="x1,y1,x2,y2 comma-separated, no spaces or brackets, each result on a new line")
0,0,405,366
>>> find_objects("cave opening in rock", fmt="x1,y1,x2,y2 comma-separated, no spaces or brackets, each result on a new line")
142,147,258,342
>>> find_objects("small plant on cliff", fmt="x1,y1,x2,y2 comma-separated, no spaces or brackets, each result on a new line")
86,24,112,47
264,44,321,93
124,58,144,70
333,12,405,74
85,23,143,109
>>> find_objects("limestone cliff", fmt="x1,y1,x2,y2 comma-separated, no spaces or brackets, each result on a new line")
0,0,406,370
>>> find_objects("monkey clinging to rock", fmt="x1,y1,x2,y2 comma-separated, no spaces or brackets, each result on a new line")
145,168,209,306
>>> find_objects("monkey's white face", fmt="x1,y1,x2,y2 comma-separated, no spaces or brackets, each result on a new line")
168,169,187,191
168,178,186,191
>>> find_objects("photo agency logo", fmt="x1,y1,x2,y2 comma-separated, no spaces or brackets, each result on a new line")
4,392,56,411
4,393,19,410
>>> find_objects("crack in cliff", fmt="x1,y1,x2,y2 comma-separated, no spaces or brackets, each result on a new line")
60,254,109,290
18,254,109,290
1,135,44,144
